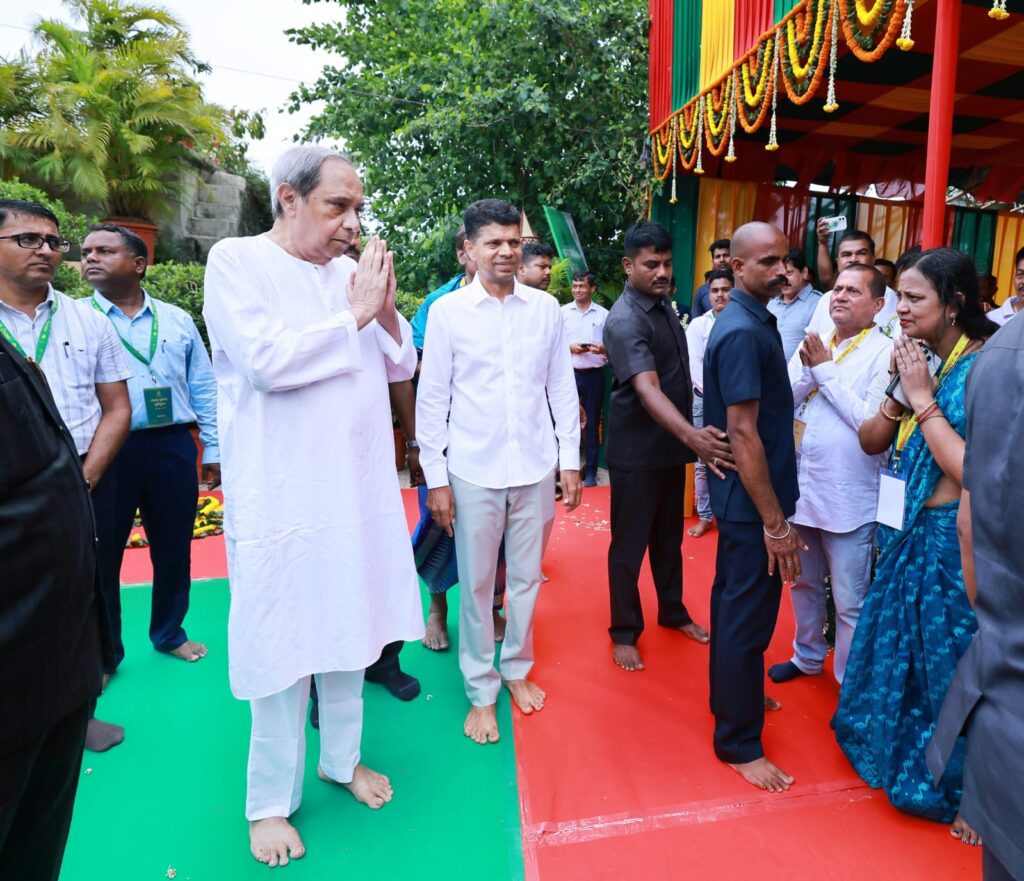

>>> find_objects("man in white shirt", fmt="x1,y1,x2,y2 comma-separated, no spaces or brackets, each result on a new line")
805,230,899,339
768,264,894,686
417,199,581,746
685,268,733,537
0,199,133,754
989,246,1024,327
203,146,423,868
562,270,608,487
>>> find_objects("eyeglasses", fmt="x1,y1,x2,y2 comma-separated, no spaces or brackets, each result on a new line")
0,233,72,253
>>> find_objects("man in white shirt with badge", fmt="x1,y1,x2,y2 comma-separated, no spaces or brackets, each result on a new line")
806,229,899,340
562,270,607,487
417,199,581,746
203,146,423,868
768,264,893,686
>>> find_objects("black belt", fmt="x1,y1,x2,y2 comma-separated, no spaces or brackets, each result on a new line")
574,367,603,374
134,423,191,435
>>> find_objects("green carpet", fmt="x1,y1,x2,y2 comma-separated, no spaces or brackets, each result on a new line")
61,579,524,880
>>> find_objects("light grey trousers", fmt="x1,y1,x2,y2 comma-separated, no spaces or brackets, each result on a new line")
450,469,555,706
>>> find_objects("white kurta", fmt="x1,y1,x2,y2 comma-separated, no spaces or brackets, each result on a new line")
203,234,423,700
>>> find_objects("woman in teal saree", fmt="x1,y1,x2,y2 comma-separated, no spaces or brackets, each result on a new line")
833,248,998,835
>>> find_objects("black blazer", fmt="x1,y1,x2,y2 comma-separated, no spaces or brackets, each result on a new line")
0,335,105,754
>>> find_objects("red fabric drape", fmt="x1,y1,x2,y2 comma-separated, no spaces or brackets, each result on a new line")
649,0,674,130
753,185,810,246
733,0,775,63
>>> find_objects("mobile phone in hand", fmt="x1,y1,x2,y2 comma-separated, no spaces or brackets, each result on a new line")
823,215,848,233
885,343,943,408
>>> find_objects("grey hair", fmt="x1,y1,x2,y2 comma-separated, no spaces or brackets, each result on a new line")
269,145,351,218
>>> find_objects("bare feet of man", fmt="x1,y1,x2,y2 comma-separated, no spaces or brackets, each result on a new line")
687,519,714,538
249,817,305,867
318,763,393,809
950,814,983,846
422,594,449,651
168,639,208,662
675,622,710,644
726,756,794,792
493,608,507,642
504,678,546,713
464,705,500,744
613,644,645,671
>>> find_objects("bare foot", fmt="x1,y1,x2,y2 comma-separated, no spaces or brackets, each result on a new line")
726,756,794,792
318,763,393,809
422,594,449,651
688,519,714,538
464,704,500,744
764,695,782,711
676,622,710,644
249,817,305,867
950,814,983,846
168,639,208,662
493,608,507,643
504,678,546,714
613,644,645,672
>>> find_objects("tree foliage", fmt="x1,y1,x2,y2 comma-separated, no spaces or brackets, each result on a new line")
288,0,649,294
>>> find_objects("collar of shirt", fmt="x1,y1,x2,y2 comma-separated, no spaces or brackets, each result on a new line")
466,275,533,306
0,284,56,320
771,283,816,308
568,300,601,315
91,288,155,320
622,282,665,313
730,288,775,324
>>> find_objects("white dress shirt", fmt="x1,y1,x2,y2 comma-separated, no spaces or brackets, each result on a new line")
684,310,716,393
0,286,131,454
989,296,1022,327
417,276,581,490
805,285,900,340
561,299,608,369
788,326,894,533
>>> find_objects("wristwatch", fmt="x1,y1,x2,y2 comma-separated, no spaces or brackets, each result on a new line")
405,439,420,451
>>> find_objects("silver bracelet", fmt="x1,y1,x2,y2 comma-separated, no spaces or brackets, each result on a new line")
763,521,792,541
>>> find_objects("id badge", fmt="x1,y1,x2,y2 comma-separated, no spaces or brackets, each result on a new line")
144,386,174,426
876,468,906,530
793,418,807,449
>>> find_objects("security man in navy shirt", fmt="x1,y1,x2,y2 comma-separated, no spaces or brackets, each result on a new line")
703,222,805,794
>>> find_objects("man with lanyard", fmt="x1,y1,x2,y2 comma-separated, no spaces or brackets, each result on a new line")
82,223,218,673
562,270,607,488
768,264,893,686
0,200,133,752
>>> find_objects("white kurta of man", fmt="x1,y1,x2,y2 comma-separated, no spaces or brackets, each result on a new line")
203,234,424,700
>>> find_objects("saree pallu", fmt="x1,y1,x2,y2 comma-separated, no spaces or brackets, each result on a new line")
833,355,979,822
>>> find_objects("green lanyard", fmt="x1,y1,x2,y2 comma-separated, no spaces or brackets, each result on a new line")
0,296,58,362
92,295,159,366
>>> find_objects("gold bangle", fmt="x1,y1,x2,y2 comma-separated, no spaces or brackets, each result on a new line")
879,399,902,422
914,399,938,420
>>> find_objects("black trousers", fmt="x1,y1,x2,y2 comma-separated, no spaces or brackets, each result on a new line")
96,425,198,669
575,369,604,479
607,466,692,645
709,519,783,764
983,848,1018,881
0,703,89,881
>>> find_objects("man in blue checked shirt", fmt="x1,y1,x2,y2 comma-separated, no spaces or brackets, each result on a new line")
82,224,219,670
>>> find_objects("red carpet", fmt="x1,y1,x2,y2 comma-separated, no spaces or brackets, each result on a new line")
513,486,980,881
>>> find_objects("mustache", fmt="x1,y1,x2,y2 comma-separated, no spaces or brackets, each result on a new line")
769,275,788,286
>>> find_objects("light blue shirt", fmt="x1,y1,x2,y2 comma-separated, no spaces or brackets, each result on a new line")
411,273,466,349
767,284,823,361
91,290,219,463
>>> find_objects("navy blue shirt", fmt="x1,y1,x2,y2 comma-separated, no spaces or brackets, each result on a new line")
604,283,696,470
703,289,798,523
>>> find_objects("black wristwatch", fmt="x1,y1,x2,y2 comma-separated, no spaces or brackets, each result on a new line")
405,439,420,451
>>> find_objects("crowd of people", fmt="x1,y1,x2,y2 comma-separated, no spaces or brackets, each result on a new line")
0,143,1021,881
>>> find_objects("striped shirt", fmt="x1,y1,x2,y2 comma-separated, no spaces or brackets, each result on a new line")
0,286,131,453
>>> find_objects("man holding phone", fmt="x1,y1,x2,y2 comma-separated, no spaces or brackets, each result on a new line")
563,270,608,487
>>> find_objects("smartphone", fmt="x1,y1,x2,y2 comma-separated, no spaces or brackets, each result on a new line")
823,215,848,233
885,343,943,408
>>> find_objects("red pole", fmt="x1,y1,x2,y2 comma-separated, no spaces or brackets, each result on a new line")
922,0,961,248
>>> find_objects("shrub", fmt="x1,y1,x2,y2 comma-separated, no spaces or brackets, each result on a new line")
0,177,95,246
395,290,424,321
143,262,208,346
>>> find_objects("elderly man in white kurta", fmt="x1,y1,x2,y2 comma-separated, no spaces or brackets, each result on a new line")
203,146,423,869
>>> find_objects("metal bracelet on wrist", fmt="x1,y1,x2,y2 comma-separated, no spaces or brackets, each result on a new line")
405,439,420,451
763,521,792,541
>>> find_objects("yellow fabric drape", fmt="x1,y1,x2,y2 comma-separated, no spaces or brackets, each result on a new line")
992,212,1024,305
855,199,914,263
698,0,736,91
692,178,759,292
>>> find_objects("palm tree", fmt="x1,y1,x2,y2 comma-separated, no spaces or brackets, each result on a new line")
1,0,228,222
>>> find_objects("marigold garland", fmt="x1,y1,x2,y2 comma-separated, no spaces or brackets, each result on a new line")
780,0,833,105
704,74,733,157
738,39,776,133
840,0,906,62
854,0,886,28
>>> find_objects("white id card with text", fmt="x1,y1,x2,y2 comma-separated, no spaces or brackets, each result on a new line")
876,469,907,530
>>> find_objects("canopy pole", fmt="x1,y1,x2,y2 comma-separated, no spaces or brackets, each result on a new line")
922,0,962,249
